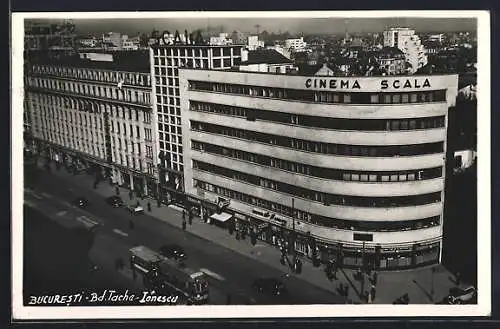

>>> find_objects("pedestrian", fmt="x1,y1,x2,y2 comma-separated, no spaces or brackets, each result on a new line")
356,268,362,281
370,285,376,301
182,210,186,220
147,202,151,212
373,271,378,285
188,212,193,226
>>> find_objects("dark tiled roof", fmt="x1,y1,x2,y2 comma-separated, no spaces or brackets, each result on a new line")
26,50,151,73
297,64,323,75
242,49,293,65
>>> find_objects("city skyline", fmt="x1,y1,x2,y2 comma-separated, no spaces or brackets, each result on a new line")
26,16,477,36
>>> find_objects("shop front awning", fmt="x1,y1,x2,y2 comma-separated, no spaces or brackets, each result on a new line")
210,212,232,223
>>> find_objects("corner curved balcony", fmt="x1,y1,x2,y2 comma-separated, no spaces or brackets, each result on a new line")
188,130,445,171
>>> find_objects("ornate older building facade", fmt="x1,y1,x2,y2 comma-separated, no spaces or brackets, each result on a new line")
24,52,157,196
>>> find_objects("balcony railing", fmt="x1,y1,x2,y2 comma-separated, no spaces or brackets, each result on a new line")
25,86,152,110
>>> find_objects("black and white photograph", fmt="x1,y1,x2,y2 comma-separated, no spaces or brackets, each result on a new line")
11,10,491,319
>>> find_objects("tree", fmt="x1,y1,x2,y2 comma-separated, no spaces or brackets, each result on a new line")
139,33,150,48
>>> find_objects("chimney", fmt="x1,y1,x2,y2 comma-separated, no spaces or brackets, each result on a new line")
241,48,249,62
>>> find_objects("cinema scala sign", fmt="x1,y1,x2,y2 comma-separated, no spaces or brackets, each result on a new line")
304,78,432,91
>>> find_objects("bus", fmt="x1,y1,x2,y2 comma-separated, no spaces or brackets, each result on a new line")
129,245,209,305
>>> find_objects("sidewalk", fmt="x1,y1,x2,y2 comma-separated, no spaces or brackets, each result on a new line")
32,159,462,304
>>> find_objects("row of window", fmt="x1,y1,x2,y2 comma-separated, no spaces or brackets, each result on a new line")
158,151,185,167
110,121,148,141
33,127,106,160
154,57,238,74
194,179,441,232
32,102,104,129
193,160,442,208
158,113,182,125
189,80,447,104
111,136,143,155
158,123,183,135
156,86,180,96
157,105,182,116
30,102,105,137
29,93,153,124
111,151,146,172
31,64,151,87
160,142,184,156
28,77,152,105
190,101,446,131
34,116,105,142
155,76,180,87
191,121,444,157
190,141,443,182
157,95,181,106
28,94,153,173
29,94,154,144
153,46,241,59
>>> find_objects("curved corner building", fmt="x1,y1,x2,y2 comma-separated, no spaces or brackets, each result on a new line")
179,69,458,270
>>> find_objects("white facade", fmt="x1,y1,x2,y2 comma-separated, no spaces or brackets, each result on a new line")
150,45,243,184
179,69,458,269
78,38,98,48
238,63,295,74
383,28,428,73
210,33,233,46
103,32,123,48
285,37,307,52
25,62,155,194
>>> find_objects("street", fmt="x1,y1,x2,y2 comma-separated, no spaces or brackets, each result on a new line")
24,163,344,305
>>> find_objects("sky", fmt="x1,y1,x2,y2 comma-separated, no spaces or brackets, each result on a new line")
27,16,477,36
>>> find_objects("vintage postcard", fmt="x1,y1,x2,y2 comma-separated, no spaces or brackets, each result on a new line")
11,10,491,320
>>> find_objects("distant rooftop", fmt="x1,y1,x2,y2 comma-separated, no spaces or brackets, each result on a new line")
26,50,150,73
242,49,293,65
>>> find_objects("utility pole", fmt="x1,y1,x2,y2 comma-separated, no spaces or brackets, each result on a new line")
292,198,296,263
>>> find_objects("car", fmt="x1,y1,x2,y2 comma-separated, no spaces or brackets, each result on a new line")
74,197,89,208
448,286,477,304
127,203,144,214
105,196,123,208
160,244,187,262
252,278,287,297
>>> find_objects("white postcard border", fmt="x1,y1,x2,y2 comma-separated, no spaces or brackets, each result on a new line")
11,10,491,319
